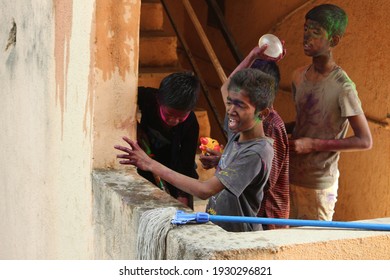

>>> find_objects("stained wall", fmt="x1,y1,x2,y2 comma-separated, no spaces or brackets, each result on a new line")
0,0,388,260
0,0,140,259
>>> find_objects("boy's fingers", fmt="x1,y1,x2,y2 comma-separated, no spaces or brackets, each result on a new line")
114,145,131,153
121,136,142,151
119,160,132,165
116,154,130,159
259,44,268,52
122,136,132,145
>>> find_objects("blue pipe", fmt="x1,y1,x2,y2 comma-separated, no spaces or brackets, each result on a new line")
172,210,390,231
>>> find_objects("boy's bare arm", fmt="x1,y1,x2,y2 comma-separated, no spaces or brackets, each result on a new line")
114,137,225,199
221,47,262,103
289,114,372,154
221,45,282,103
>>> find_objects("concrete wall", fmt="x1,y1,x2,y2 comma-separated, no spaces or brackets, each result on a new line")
0,0,95,259
0,0,140,259
1,0,388,260
93,169,390,260
93,0,139,169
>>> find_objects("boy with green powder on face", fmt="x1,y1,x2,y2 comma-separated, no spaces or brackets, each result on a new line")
286,4,372,221
115,68,275,232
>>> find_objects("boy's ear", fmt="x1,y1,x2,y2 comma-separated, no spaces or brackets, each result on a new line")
330,35,340,47
258,108,270,120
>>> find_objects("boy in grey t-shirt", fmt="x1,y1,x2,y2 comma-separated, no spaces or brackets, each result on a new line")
115,68,275,232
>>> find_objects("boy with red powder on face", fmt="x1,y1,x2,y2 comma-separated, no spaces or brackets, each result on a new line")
136,72,200,209
287,4,372,221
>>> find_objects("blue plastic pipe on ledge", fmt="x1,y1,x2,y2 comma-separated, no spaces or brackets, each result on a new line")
171,210,390,231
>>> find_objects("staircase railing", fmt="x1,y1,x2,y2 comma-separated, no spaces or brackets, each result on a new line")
205,0,243,64
182,0,227,83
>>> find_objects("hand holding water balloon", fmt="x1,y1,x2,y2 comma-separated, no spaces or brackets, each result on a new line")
257,34,286,62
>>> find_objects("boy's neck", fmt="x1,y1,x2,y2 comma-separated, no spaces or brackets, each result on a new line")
307,55,338,81
238,121,265,142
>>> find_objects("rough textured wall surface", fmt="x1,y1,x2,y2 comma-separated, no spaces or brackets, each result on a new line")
0,0,95,259
92,0,140,169
0,0,140,259
93,170,390,260
92,169,186,259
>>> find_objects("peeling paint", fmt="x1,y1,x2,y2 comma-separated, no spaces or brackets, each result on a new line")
5,18,17,51
95,0,139,81
54,0,73,137
84,4,97,136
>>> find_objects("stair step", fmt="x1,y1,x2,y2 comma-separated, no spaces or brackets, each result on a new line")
139,32,178,67
138,67,183,88
194,109,211,138
141,1,164,31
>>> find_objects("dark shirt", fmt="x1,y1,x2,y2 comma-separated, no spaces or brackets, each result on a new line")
137,87,199,209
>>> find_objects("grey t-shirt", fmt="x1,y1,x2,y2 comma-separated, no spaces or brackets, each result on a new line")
290,66,364,189
206,133,274,232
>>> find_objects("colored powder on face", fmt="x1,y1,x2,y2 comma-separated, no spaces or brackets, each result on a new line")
231,86,241,93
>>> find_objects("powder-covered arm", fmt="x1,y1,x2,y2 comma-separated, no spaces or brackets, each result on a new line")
115,136,225,200
289,114,372,153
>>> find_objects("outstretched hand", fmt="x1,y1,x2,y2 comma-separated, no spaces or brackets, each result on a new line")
114,136,153,171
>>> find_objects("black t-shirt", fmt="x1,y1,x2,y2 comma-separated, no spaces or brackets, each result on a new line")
137,87,199,208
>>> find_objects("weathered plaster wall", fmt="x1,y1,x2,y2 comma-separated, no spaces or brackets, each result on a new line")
0,0,139,260
1,0,94,259
93,169,390,260
92,0,140,169
1,0,387,260
92,169,185,259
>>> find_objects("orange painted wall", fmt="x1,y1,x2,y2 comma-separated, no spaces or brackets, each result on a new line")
93,0,140,168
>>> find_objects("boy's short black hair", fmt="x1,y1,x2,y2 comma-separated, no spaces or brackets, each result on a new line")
305,4,348,37
228,68,275,112
251,60,280,93
157,72,200,111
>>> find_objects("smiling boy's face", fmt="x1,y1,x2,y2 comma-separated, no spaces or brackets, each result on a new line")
303,19,333,57
225,89,258,134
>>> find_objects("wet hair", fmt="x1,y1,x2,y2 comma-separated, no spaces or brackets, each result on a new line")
228,68,275,112
251,60,280,93
157,72,200,111
305,4,348,37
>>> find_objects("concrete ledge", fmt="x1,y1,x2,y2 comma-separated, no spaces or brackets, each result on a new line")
92,168,186,259
92,169,390,260
167,222,390,259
